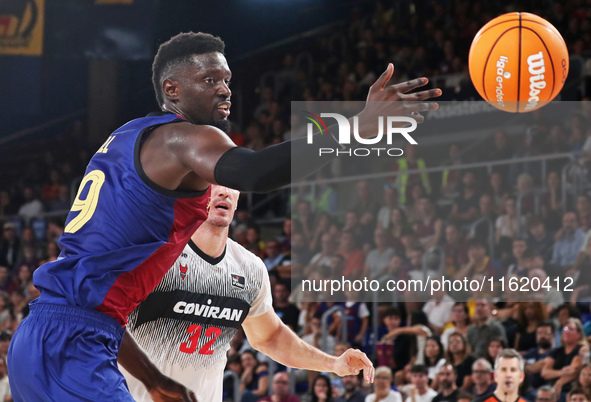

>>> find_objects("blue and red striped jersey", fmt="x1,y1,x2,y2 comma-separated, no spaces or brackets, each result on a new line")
33,113,210,326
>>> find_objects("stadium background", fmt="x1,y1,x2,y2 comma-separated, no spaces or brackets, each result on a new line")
2,0,591,401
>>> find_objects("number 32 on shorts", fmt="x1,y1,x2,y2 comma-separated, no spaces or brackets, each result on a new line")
64,170,106,233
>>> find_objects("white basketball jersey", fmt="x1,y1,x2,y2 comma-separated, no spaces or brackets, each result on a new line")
120,238,272,401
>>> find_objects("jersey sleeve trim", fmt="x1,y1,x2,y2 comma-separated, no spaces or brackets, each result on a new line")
133,119,209,199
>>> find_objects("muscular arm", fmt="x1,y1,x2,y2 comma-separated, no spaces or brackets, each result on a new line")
242,309,374,382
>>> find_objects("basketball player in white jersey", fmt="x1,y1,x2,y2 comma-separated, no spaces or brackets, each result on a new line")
120,185,374,401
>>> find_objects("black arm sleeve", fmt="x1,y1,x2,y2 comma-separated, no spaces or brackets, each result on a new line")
214,131,341,193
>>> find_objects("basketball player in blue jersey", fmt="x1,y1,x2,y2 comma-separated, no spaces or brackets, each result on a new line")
8,32,441,401
121,184,374,401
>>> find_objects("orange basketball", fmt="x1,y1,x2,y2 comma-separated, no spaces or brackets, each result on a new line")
468,12,569,113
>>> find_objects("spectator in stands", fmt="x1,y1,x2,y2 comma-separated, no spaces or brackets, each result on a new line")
536,385,558,402
540,125,569,156
308,213,332,254
446,332,476,390
454,239,499,281
495,197,525,257
264,240,289,272
424,337,446,383
524,321,555,397
528,268,564,313
364,226,396,281
422,289,455,335
258,372,300,402
403,365,437,402
342,211,365,249
485,337,507,367
240,350,269,401
366,366,402,402
448,171,480,227
505,238,529,278
0,292,12,335
578,195,591,233
526,216,555,263
0,223,19,270
466,299,507,358
302,313,336,355
540,171,563,232
351,180,379,218
390,208,411,251
295,200,315,242
304,374,333,402
313,168,338,217
551,212,586,271
471,194,497,244
569,236,591,306
441,303,471,350
442,225,469,277
393,144,431,206
414,196,443,250
487,131,512,170
541,318,586,398
487,172,509,215
516,173,535,216
432,363,459,402
377,184,399,230
291,232,313,267
45,241,60,262
379,306,413,373
335,374,367,402
342,288,369,348
339,230,366,279
406,247,438,283
468,358,495,398
514,302,547,353
575,364,591,400
49,184,71,212
0,266,13,293
17,186,44,223
223,353,242,401
305,233,338,277
273,282,300,332
15,264,32,295
0,191,17,217
0,355,10,401
567,389,589,402
440,143,463,199
384,311,432,365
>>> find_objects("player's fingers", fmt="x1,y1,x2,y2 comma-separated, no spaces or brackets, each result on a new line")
391,77,429,93
404,101,438,113
402,88,443,101
370,63,394,93
186,390,198,402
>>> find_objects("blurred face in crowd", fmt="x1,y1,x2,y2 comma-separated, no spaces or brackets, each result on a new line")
558,307,571,326
480,194,493,216
410,249,422,267
265,241,281,258
463,172,476,189
512,240,527,260
579,365,591,387
272,283,289,303
291,233,306,251
504,198,516,216
357,181,371,200
529,222,545,239
313,377,330,399
536,389,556,402
425,339,441,360
384,313,401,331
469,244,486,262
340,232,355,251
490,172,502,191
321,233,337,254
334,343,348,357
445,225,460,246
563,212,578,233
578,196,590,215
345,212,358,229
420,198,433,216
374,228,388,248
388,255,402,274
271,372,290,398
570,393,589,402
449,334,465,354
494,357,524,395
411,371,428,390
488,340,504,361
374,370,392,392
472,362,492,386
240,352,256,370
536,325,554,350
439,364,457,389
562,321,582,345
342,375,359,393
547,172,560,189
475,300,491,321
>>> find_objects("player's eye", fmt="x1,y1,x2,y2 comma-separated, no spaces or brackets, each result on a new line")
205,77,214,84
224,79,231,86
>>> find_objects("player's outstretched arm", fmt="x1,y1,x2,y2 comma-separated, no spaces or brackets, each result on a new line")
118,330,198,402
144,64,441,194
242,309,374,383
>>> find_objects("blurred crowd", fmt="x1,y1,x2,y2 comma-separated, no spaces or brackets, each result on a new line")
2,1,591,402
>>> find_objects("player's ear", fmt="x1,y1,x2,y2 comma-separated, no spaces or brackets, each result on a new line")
163,78,180,103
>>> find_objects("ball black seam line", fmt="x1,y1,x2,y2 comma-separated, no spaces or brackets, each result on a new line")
517,12,522,113
481,27,519,104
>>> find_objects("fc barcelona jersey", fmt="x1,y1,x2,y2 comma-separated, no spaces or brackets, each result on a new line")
33,113,210,326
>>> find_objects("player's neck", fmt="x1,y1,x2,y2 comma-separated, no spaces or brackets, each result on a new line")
191,223,228,258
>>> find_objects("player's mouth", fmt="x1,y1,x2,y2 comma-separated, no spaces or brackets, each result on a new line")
216,101,231,118
213,200,231,211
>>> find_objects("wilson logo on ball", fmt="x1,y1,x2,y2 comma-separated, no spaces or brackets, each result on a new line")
469,12,569,113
